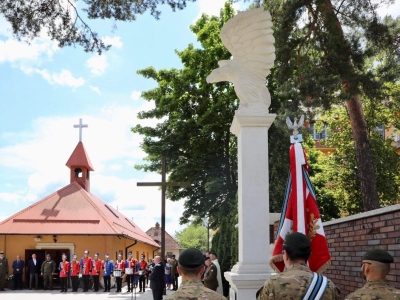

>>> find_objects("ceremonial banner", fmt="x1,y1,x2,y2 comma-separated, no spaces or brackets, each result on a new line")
270,142,330,273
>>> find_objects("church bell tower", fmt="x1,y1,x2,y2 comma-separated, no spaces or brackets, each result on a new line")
65,119,94,192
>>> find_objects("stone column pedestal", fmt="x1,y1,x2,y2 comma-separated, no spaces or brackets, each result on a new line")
226,111,276,299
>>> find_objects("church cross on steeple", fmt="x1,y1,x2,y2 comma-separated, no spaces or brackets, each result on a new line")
73,118,88,142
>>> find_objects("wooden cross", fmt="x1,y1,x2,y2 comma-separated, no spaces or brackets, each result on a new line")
137,156,190,274
73,118,88,142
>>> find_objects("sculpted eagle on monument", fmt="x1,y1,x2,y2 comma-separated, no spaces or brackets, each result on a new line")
206,8,275,113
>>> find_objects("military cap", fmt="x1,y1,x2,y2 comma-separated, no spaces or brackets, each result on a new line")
128,251,132,256
105,254,109,258
72,254,77,259
94,252,99,257
118,253,122,257
84,250,89,254
362,249,394,263
204,256,210,262
284,232,310,251
0,251,4,254
141,254,145,258
62,253,67,258
178,248,204,268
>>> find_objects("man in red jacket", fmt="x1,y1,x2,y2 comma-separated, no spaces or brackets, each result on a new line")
80,250,92,292
70,254,80,292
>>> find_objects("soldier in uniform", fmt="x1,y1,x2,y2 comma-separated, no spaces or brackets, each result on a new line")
345,249,400,300
257,232,339,300
41,254,56,290
91,252,102,292
203,257,218,291
0,250,9,291
80,250,92,292
170,254,178,291
164,248,226,300
102,254,114,292
70,254,80,292
59,253,70,292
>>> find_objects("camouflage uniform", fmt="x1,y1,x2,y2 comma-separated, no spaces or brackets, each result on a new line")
345,279,400,300
164,279,226,300
257,263,339,300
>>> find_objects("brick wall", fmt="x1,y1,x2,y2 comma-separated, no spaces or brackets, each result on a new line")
322,204,400,298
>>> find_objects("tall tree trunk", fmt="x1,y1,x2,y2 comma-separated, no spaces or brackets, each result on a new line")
320,0,380,211
346,94,380,211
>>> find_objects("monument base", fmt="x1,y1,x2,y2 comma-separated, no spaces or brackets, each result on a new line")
225,267,274,300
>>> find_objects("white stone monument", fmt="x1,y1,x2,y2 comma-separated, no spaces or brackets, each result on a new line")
206,7,276,299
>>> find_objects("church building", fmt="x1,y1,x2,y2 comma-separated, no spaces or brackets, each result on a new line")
0,120,159,286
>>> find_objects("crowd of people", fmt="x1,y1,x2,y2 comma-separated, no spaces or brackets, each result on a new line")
2,236,400,300
0,250,156,293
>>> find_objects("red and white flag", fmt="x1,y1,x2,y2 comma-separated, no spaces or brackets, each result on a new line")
270,142,331,273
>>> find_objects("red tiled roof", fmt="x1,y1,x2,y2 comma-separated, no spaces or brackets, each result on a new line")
146,226,181,250
66,142,94,171
0,182,158,247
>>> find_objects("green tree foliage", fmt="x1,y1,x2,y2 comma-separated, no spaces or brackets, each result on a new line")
211,207,238,297
316,100,400,215
0,0,199,53
175,223,208,253
263,0,400,212
132,3,238,228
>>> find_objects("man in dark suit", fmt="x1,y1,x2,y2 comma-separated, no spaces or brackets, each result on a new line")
149,256,164,300
12,255,24,290
27,254,41,290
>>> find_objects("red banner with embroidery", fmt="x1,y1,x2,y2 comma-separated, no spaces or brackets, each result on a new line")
269,142,331,273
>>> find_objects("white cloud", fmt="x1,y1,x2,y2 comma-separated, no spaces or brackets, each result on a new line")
86,54,108,75
194,0,241,21
90,85,101,95
110,164,123,170
102,36,123,49
35,69,85,88
0,102,188,233
131,90,142,101
0,192,23,203
377,0,400,17
0,17,59,68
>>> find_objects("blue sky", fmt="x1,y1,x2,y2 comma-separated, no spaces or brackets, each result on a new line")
0,0,399,236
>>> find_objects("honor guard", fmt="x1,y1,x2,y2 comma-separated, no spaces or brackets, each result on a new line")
80,250,92,292
345,249,400,300
70,254,80,292
125,251,135,292
257,232,339,300
115,253,125,293
0,251,9,291
138,253,148,292
92,252,102,292
59,253,70,292
41,254,56,291
103,254,114,292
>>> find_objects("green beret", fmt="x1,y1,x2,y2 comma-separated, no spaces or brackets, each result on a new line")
362,249,393,263
284,232,310,251
178,248,204,268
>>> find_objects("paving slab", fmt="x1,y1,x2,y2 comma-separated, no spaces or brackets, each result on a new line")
0,286,177,300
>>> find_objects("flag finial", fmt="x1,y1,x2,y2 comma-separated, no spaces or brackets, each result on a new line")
286,115,305,143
